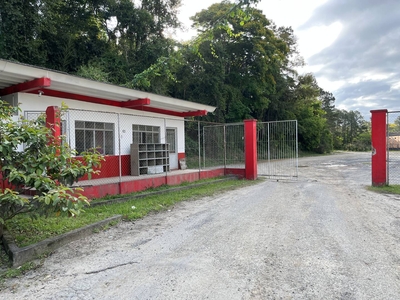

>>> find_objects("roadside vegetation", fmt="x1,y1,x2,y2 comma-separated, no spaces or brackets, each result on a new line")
367,185,400,195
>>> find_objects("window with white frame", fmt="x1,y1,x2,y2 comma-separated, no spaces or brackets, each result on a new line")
75,121,114,155
132,125,160,144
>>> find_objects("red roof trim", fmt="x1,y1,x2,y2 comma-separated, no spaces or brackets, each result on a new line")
181,110,208,117
0,77,51,96
27,88,122,107
131,107,207,117
131,106,184,117
23,86,208,118
121,98,150,107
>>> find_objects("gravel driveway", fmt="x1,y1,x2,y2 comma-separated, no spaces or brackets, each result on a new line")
2,152,400,299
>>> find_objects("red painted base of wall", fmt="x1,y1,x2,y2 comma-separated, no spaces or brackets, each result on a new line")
80,168,245,199
225,168,245,178
78,155,131,181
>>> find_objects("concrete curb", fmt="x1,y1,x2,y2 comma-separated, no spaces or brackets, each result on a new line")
2,215,122,267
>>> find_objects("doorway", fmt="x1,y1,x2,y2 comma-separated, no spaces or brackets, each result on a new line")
166,128,178,170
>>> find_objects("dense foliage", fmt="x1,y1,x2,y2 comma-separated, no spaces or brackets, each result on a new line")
0,101,103,235
0,0,370,153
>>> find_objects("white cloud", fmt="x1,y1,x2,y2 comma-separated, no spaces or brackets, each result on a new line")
297,21,342,59
316,77,346,93
391,82,400,90
258,0,328,29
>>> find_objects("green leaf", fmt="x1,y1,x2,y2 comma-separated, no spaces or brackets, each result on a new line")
34,180,41,189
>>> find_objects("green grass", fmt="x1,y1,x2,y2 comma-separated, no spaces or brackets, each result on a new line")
367,185,400,195
4,178,258,248
90,177,227,202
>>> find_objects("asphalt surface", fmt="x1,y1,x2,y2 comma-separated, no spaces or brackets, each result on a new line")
2,152,400,299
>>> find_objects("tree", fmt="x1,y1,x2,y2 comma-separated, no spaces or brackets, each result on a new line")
319,88,343,148
0,101,104,236
168,2,293,122
389,116,400,133
292,74,333,153
0,0,46,65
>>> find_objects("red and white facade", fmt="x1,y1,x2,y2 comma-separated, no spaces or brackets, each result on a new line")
0,60,258,198
0,59,215,166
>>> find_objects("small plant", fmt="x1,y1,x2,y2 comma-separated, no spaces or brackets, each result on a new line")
0,100,104,236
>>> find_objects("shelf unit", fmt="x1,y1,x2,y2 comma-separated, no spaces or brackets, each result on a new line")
130,143,170,176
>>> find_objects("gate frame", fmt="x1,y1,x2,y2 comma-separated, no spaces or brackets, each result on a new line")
371,109,388,186
245,119,258,180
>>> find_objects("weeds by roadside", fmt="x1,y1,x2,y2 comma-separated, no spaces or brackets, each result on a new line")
0,247,46,290
367,185,400,195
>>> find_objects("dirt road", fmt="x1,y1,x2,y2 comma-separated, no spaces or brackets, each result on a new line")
2,152,400,299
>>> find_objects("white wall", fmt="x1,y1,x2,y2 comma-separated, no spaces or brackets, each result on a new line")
16,93,185,155
166,119,185,154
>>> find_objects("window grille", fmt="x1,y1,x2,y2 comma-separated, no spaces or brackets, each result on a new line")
75,121,114,155
166,128,176,153
132,125,160,144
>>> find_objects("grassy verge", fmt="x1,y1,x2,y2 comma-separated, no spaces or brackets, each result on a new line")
367,185,400,195
89,177,228,202
4,178,258,248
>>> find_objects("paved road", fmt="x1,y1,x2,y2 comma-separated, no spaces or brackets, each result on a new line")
2,152,400,299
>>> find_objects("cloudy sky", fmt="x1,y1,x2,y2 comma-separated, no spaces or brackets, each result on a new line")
177,0,400,118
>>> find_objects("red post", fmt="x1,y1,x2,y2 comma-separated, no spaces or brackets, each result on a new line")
371,109,387,186
244,119,258,180
46,106,61,144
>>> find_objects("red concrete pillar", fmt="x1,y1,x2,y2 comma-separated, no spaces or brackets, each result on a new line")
46,106,61,145
244,119,258,180
371,109,388,186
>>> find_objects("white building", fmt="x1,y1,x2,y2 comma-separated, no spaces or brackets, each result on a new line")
0,59,215,174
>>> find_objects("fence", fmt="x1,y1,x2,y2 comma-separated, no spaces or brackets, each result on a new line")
388,111,400,184
23,108,248,187
23,107,300,189
201,123,245,169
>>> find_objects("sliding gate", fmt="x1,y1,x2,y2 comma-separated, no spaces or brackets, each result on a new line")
257,120,298,179
388,111,400,184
